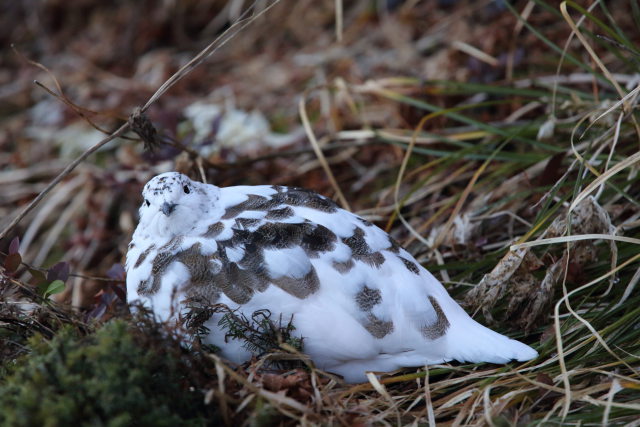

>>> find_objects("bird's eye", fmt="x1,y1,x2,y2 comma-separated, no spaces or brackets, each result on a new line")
183,185,190,194
145,199,150,207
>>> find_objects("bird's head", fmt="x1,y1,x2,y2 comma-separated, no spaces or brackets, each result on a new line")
137,172,219,237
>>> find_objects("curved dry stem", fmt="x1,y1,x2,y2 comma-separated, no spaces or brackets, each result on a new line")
298,93,351,210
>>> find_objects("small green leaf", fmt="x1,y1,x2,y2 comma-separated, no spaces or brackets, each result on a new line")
44,280,65,298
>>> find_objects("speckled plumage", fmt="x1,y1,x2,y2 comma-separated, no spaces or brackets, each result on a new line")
126,172,538,382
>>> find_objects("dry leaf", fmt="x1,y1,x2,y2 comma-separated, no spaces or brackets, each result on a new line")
465,197,615,331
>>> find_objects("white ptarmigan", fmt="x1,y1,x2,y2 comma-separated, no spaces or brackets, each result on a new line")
126,172,537,382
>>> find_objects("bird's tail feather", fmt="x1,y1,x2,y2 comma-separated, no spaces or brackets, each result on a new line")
445,318,538,364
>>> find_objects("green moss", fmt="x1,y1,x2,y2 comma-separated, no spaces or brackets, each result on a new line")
0,320,217,427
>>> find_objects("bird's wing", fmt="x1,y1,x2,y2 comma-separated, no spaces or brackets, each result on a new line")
186,185,457,359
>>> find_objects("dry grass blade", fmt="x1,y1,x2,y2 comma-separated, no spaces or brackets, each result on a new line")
451,41,499,67
393,113,433,246
299,94,351,210
0,122,129,241
560,1,640,136
560,2,626,100
141,0,283,113
569,150,640,213
554,251,640,420
334,0,343,43
207,354,310,417
423,366,436,427
213,358,231,425
511,233,640,250
587,84,640,132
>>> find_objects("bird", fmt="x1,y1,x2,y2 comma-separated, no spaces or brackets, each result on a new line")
126,172,538,383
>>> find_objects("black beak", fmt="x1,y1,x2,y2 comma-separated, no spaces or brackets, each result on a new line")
161,202,177,216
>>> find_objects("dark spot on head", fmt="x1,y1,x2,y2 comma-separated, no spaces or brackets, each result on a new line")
421,296,450,340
